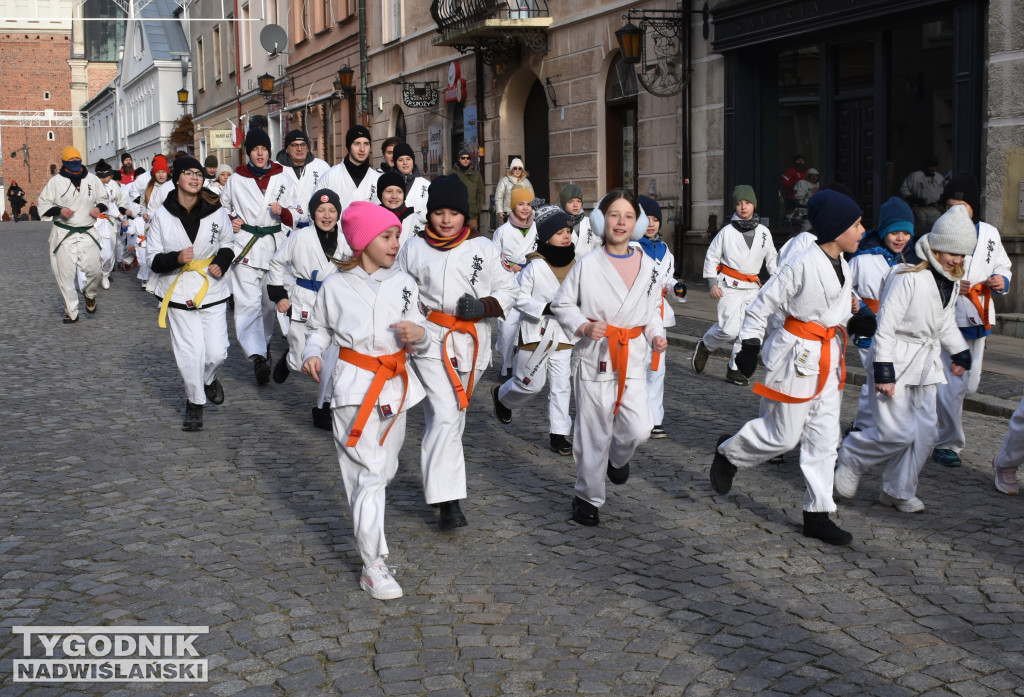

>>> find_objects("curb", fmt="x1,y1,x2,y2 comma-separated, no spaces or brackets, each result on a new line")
665,330,1019,420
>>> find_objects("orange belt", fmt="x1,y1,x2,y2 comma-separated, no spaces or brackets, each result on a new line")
651,292,666,371
337,348,408,448
966,282,992,330
427,310,480,410
602,323,644,414
717,263,759,284
752,316,846,404
861,298,880,314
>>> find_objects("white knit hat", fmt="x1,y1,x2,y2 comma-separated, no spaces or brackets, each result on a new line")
924,204,977,256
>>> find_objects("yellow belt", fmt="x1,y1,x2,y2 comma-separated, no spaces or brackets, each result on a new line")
158,256,215,328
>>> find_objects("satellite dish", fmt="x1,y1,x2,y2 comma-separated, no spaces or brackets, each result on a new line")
259,24,288,56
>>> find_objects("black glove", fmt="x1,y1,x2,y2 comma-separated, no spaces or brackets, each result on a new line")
950,349,972,371
847,315,877,338
873,362,896,384
542,303,553,316
455,293,485,320
735,338,761,378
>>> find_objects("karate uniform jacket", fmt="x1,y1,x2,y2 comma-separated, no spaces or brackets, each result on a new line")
645,245,680,329
572,216,597,258
738,245,852,401
777,231,816,269
147,202,234,308
267,225,347,323
704,220,779,290
871,265,968,387
321,163,381,209
303,266,431,412
95,179,127,240
38,172,108,249
220,167,300,271
956,222,1012,330
551,248,665,382
397,234,518,372
514,257,578,348
404,176,431,217
277,156,330,228
492,219,538,269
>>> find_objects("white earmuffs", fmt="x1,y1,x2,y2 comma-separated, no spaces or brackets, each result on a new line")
589,196,648,242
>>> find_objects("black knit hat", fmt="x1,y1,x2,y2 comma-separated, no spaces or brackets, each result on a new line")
284,129,309,147
392,142,415,165
308,188,342,219
941,173,980,221
377,170,405,196
94,159,114,177
120,152,132,163
426,174,469,217
244,127,272,157
203,154,218,169
637,195,662,221
534,205,570,244
345,125,371,150
172,155,204,184
807,189,862,244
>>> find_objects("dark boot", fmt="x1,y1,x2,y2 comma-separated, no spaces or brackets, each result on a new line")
204,379,224,405
607,460,630,485
252,355,271,385
273,348,290,383
182,402,204,431
710,434,738,494
312,403,332,431
549,434,572,456
802,511,853,546
438,500,467,530
492,385,512,424
571,496,599,527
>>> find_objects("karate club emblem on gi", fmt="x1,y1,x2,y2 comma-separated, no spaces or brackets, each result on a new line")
401,287,412,314
469,255,484,285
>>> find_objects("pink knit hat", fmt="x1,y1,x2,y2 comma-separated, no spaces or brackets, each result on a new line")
341,201,401,253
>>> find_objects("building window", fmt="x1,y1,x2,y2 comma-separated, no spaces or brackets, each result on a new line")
606,55,639,193
50,164,57,175
47,131,54,140
44,91,50,100
227,13,236,75
213,25,223,82
196,37,206,90
241,5,251,67
382,0,401,43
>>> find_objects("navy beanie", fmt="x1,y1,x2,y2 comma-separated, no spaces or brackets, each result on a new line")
877,197,914,238
807,190,862,243
308,188,342,219
426,174,470,218
534,205,570,244
244,128,272,157
637,195,662,222
345,125,371,150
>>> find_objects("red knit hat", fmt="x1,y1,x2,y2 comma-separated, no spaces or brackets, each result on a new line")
341,201,401,253
152,155,170,174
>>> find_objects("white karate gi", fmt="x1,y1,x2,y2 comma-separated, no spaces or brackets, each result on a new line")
277,156,330,228
147,201,234,405
397,235,518,504
403,176,431,217
321,163,381,210
848,250,897,430
994,391,1024,471
220,167,300,358
38,171,107,319
644,245,681,425
572,215,597,258
79,178,127,287
492,218,538,374
701,220,779,369
718,245,852,513
303,266,430,567
498,255,578,436
935,222,1012,453
837,265,968,500
551,248,665,508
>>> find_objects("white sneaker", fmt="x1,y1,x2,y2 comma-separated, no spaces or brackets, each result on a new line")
993,460,1019,495
360,560,403,600
101,276,110,289
879,491,925,513
833,464,860,498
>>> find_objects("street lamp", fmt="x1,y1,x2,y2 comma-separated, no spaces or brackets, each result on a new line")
615,22,643,65
177,88,190,114
334,65,354,98
615,4,710,97
257,73,276,95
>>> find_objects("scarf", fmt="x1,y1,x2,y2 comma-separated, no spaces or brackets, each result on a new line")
533,243,575,276
730,214,760,232
315,223,339,259
398,170,417,194
383,203,413,222
509,211,534,231
247,160,272,178
566,211,585,230
60,163,87,189
424,224,471,250
344,158,370,188
638,235,667,262
852,232,913,267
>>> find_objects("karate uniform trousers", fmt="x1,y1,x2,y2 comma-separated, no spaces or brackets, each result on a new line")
233,262,277,358
52,231,101,320
702,286,759,369
167,304,230,405
499,347,572,436
934,337,985,453
994,391,1024,470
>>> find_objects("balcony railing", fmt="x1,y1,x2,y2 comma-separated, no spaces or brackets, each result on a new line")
430,0,552,63
431,0,550,37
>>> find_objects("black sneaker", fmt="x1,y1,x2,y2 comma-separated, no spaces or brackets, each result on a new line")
204,380,224,405
312,403,332,431
571,496,599,526
252,355,271,385
182,402,204,432
492,385,512,424
691,339,710,374
725,368,748,386
273,349,290,384
802,511,853,546
710,434,738,494
550,433,572,456
438,500,468,530
650,424,666,439
607,460,630,485
62,314,78,324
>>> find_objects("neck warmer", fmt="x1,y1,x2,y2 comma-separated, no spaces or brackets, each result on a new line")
398,170,416,194
852,231,913,267
425,224,471,250
345,157,370,188
247,160,272,178
60,164,87,188
510,211,534,231
315,223,339,259
566,211,585,230
638,235,667,262
730,214,760,232
384,204,413,222
535,242,575,270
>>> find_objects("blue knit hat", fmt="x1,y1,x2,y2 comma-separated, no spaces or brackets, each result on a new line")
807,190,862,243
637,195,662,221
877,197,914,238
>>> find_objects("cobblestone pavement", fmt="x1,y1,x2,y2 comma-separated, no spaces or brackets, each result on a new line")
2,222,1023,697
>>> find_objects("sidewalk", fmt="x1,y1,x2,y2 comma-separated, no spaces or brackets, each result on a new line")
666,281,1024,418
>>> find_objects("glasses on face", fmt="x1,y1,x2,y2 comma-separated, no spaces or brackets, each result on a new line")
460,156,471,161
181,170,204,178
512,167,523,172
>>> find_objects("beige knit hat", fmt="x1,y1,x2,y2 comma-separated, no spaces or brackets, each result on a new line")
923,204,977,256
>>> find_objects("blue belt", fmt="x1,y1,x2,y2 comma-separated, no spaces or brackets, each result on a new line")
295,270,322,292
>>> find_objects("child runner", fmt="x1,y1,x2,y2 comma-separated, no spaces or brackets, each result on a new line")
128,155,171,289
302,201,431,600
846,197,918,431
551,189,667,527
932,174,1012,468
492,186,538,272
391,142,431,216
268,189,353,429
147,156,235,431
709,190,870,546
834,205,974,513
637,195,686,439
397,175,518,530
560,183,596,258
693,185,778,386
492,205,578,456
377,169,425,252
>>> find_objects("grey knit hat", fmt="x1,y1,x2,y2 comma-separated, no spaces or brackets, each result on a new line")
925,204,977,256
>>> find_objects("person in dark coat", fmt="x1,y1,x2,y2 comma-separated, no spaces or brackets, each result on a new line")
7,180,26,222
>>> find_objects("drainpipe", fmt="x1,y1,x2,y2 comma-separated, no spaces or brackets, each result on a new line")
233,0,243,160
357,0,370,120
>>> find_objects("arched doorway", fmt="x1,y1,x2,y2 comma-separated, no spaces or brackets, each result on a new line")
605,55,639,193
522,80,549,203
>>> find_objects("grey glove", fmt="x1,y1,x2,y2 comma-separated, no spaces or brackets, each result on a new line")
455,293,485,320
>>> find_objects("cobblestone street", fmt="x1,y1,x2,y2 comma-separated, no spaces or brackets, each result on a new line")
1,222,1022,696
